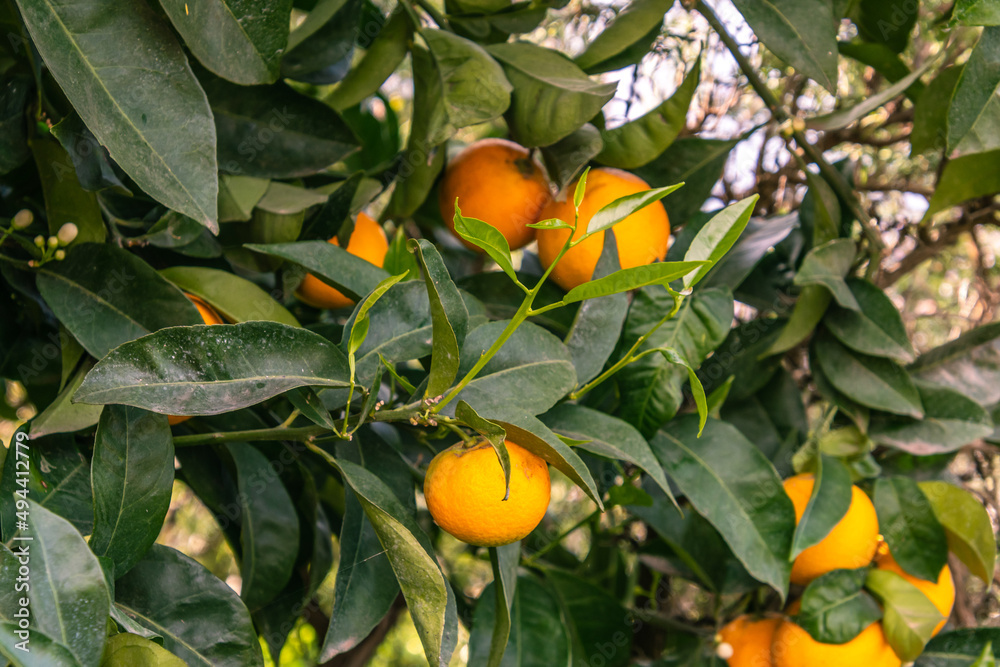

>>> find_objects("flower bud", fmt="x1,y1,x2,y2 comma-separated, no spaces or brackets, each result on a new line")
57,222,78,246
54,249,66,261
47,236,59,249
12,209,33,229
33,235,45,248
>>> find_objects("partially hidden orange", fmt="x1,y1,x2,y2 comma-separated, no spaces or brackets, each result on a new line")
295,212,388,310
771,618,901,667
717,615,781,667
875,544,954,636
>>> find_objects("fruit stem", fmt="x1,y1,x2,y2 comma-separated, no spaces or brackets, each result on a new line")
172,425,330,447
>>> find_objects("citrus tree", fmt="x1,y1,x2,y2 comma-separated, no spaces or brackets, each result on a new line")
1,0,1000,665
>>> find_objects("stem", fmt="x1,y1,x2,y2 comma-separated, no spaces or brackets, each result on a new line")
172,425,330,447
523,510,599,565
411,0,448,29
278,409,301,429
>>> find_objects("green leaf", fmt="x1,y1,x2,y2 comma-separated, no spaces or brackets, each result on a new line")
917,629,1000,667
0,624,82,667
575,0,670,73
617,287,733,437
383,227,421,280
281,0,360,84
870,383,993,455
99,633,186,667
348,273,409,361
246,240,389,302
953,0,1000,26
452,204,518,284
635,137,739,226
542,403,673,502
456,401,511,499
837,40,925,101
205,76,359,179
159,266,300,327
36,243,202,359
791,454,853,559
415,29,511,145
850,0,918,53
806,59,933,131
160,0,291,85
30,360,104,437
923,149,1000,221
910,321,1000,406
27,502,110,667
919,480,997,585
539,124,603,193
485,543,520,667
449,321,577,416
585,183,683,236
721,368,807,469
335,459,458,667
468,574,571,667
76,321,351,414
796,568,883,644
974,642,999,667
115,545,264,667
0,75,31,175
488,41,617,147
866,568,944,662
730,0,838,92
29,137,105,244
764,285,832,356
90,407,173,577
682,195,758,288
824,278,915,363
409,239,469,398
563,261,708,304
596,59,700,169
874,476,949,583
912,66,963,155
813,329,924,418
287,387,338,430
794,239,859,310
652,417,796,598
949,27,1000,152
328,9,413,110
546,569,633,667
15,0,219,229
218,175,270,222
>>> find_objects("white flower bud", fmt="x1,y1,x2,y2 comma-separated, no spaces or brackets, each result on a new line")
12,209,33,229
57,222,79,246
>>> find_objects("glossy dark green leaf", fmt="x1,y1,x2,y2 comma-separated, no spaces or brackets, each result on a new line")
916,629,1000,667
794,239,859,310
0,624,82,667
949,27,1000,152
90,407,173,577
825,278,915,363
791,454,853,559
30,137,105,244
850,0,917,53
923,149,1000,221
218,175,270,222
448,320,576,416
36,243,202,359
796,568,882,644
811,355,871,431
700,212,799,290
76,321,351,414
159,266,300,327
281,0,360,84
682,195,758,288
729,0,838,91
909,321,1000,406
205,76,358,178
49,112,129,194
874,477,949,582
652,416,796,598
597,59,699,170
870,383,993,455
27,502,110,667
468,574,571,667
99,633,186,667
452,204,518,284
575,0,669,72
456,401,511,499
0,75,31,175
866,568,943,662
248,240,388,301
410,239,469,398
564,261,707,304
635,137,738,225
160,0,291,84
919,481,997,585
227,444,300,611
136,212,219,258
15,0,218,229
813,329,924,418
385,139,445,218
585,183,683,236
617,287,733,437
765,285,831,356
721,368,807,470
488,41,617,147
539,124,603,193
953,0,1000,25
546,569,632,667
329,9,413,110
484,543,520,667
116,544,264,667
30,360,104,437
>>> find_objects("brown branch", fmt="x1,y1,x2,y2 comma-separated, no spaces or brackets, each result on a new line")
878,217,978,288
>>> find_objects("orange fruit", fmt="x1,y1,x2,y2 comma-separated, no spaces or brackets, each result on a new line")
423,439,550,547
295,212,389,310
771,618,901,667
437,138,550,252
875,544,954,635
168,293,225,426
535,167,670,291
783,473,880,585
718,615,781,667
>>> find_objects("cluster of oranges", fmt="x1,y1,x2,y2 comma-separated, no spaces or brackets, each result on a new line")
718,474,955,667
295,137,673,310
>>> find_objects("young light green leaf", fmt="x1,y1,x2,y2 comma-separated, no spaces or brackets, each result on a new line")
585,183,683,236
682,195,758,288
574,166,591,209
562,260,708,304
919,481,997,585
866,569,944,662
452,203,519,285
348,273,408,357
527,218,573,230
456,400,511,500
658,347,707,435
953,0,1000,26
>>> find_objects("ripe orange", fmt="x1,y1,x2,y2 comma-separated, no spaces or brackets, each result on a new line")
717,615,781,667
437,138,550,252
423,439,550,547
875,544,954,635
295,212,389,310
771,618,900,667
535,167,670,291
783,473,880,585
168,293,225,426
